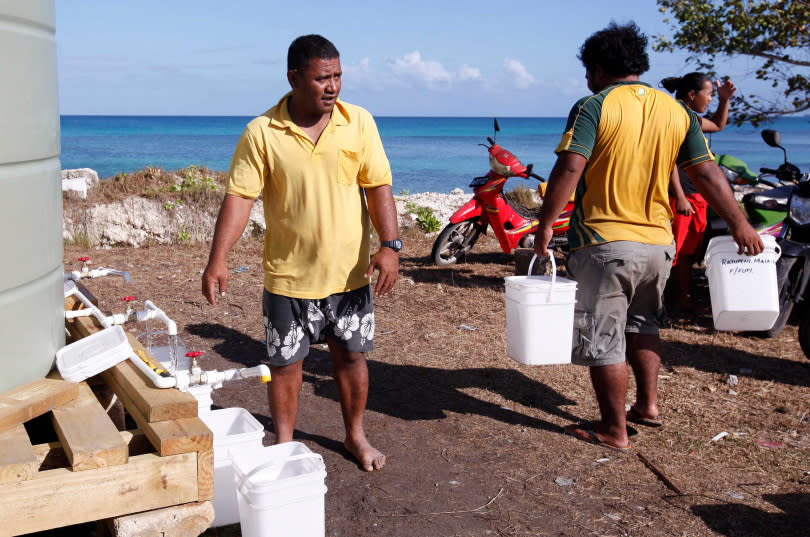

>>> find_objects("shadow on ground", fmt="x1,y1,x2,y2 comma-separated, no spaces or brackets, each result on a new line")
662,340,810,387
691,493,810,537
303,357,579,431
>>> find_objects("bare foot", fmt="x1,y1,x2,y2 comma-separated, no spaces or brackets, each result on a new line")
345,435,386,471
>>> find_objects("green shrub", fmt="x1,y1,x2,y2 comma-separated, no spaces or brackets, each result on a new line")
177,228,191,244
414,206,442,233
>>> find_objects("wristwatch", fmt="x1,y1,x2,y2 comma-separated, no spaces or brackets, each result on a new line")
380,238,403,252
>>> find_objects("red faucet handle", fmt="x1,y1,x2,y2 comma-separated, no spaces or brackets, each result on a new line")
78,256,91,262
185,351,203,358
121,295,136,302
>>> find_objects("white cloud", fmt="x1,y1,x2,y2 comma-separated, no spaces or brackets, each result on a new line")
458,64,482,81
388,51,452,87
503,58,536,90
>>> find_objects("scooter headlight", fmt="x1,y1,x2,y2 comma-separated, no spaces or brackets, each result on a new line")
789,194,810,226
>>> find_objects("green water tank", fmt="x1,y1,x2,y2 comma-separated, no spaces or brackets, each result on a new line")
0,0,64,392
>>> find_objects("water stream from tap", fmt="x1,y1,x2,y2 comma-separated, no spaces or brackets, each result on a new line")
144,318,152,352
168,334,179,375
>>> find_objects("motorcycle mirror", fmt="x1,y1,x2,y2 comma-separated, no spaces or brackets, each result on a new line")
494,118,500,133
761,129,781,147
761,129,788,163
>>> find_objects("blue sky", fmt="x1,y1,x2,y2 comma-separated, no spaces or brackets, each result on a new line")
55,0,763,117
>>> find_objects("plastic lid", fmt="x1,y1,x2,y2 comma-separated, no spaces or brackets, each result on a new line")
505,275,578,291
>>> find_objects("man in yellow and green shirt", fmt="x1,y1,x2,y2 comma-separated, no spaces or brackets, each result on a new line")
534,22,762,452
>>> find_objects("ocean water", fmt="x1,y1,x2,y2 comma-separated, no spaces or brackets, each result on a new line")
60,115,810,194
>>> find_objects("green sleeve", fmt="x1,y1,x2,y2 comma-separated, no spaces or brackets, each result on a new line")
676,104,714,169
555,95,600,160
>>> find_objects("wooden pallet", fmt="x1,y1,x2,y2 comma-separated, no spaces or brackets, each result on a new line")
0,292,214,536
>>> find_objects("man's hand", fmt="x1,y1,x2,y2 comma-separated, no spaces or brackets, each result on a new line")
201,194,254,306
533,225,554,259
729,221,765,256
675,195,695,216
365,248,399,296
202,261,229,306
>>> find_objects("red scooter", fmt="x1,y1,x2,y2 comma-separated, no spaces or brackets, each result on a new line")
431,119,573,265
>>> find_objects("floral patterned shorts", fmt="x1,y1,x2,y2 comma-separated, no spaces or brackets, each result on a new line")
261,286,374,366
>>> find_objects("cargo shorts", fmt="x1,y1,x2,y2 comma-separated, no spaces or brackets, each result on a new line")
261,285,374,366
567,241,675,367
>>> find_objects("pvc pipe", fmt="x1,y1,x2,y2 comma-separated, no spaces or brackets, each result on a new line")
64,267,131,283
128,353,177,389
137,300,177,336
63,282,112,328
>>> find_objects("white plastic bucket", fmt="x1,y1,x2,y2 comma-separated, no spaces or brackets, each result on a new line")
704,235,781,330
188,384,214,415
505,254,577,365
55,325,133,382
199,408,265,527
232,442,327,537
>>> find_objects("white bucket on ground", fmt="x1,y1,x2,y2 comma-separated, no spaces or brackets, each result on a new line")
232,442,327,537
505,254,577,365
704,235,781,331
199,407,265,527
188,384,213,415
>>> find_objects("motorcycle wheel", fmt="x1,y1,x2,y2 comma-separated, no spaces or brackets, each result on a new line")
431,219,483,265
798,309,810,360
753,256,798,338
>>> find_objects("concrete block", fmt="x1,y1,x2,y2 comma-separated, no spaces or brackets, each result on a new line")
107,501,214,537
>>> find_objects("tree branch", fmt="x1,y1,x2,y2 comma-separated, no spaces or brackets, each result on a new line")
748,51,810,68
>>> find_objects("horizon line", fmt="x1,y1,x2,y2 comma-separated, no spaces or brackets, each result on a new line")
59,114,569,119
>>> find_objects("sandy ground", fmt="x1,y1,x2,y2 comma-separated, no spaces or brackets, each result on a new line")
53,228,810,537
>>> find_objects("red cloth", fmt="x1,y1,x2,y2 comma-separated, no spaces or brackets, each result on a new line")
670,193,708,266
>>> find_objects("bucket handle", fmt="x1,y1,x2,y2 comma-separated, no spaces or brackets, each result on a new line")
236,452,323,499
527,253,556,289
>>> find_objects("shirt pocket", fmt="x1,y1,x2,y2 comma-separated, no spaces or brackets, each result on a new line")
337,148,361,186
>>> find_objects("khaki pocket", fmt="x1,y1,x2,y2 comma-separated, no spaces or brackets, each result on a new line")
571,311,595,363
337,149,361,186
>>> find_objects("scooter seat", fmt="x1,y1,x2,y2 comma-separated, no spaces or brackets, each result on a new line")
742,184,793,211
506,198,541,219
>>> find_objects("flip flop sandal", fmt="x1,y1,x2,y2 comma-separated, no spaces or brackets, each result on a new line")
564,425,631,452
626,407,663,428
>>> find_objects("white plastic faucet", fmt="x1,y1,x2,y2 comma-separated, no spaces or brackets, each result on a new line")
136,300,177,336
65,266,131,283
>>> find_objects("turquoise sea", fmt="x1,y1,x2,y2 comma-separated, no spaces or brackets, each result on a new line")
60,115,810,194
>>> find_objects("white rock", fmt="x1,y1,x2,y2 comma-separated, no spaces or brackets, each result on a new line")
395,191,470,226
62,168,100,200
62,168,99,187
62,177,88,199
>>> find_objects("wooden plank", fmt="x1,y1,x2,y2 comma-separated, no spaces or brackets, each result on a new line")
105,374,212,456
0,451,199,536
31,430,154,472
51,383,128,471
0,425,38,484
197,448,215,502
103,333,198,422
0,378,80,434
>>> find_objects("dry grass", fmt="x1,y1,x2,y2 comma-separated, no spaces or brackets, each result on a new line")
503,184,541,210
78,165,230,210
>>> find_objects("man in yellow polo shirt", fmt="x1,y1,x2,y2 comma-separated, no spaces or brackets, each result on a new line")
202,35,399,472
534,22,762,452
